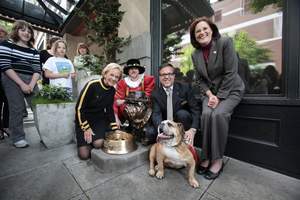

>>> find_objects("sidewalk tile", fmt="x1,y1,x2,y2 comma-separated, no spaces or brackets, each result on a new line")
207,158,300,200
86,164,211,200
0,162,82,200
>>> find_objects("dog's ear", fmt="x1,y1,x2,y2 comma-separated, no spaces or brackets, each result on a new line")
176,123,185,135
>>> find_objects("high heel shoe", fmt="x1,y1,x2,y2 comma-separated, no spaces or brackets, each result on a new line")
204,162,224,180
196,165,209,175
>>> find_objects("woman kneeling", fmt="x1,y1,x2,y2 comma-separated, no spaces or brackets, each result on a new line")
75,63,122,160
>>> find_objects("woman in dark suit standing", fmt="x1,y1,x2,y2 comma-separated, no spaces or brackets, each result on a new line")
190,17,245,179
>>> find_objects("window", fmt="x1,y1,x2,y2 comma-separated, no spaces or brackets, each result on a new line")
161,0,284,96
214,10,222,22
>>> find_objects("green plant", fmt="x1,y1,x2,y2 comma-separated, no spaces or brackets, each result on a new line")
76,54,102,75
0,20,13,33
233,31,271,65
163,30,185,63
250,0,283,13
32,85,73,105
179,44,195,75
77,0,131,64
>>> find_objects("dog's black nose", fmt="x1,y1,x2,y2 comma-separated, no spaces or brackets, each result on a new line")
158,124,164,133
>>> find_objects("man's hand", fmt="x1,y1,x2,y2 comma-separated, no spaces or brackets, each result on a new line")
84,128,95,144
184,128,196,145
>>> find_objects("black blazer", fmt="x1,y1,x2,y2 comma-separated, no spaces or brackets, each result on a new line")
151,82,200,129
192,36,245,99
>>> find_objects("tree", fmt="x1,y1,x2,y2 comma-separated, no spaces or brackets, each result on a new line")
250,0,283,13
233,31,271,65
162,30,185,63
78,0,131,67
0,20,13,33
179,44,194,75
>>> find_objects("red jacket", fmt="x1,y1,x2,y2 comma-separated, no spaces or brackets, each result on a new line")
114,75,155,118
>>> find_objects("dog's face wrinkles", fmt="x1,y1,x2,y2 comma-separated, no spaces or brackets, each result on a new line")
157,120,183,146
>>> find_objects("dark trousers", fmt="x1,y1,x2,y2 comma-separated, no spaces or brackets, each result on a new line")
201,94,242,160
1,73,36,143
174,109,192,131
0,79,9,129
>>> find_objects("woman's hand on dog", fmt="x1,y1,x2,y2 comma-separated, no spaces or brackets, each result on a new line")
184,128,196,145
84,128,95,144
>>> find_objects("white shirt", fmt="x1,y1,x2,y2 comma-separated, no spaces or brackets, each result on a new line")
43,56,75,89
163,86,174,95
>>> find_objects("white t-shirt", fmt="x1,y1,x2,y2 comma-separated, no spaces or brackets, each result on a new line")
43,57,75,89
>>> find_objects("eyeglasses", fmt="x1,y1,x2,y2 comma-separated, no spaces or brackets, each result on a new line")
159,73,175,78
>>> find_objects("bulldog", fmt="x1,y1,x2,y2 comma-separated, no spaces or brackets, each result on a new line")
148,120,199,188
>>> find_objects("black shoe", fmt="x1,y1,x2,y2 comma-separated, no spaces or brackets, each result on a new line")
196,165,209,175
204,163,224,180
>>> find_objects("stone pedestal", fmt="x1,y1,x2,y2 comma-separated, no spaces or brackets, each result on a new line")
91,144,149,173
34,103,76,148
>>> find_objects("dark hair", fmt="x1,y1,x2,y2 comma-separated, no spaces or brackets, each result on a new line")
158,63,175,74
47,37,61,49
76,43,90,55
189,17,220,49
10,20,35,47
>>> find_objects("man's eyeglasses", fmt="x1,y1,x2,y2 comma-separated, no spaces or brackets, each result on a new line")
159,73,175,78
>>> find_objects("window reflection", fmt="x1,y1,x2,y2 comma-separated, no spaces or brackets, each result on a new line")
161,0,283,95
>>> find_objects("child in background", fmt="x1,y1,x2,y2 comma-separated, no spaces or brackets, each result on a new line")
43,40,76,96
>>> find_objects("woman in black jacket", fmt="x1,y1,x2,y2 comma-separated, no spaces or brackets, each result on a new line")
75,63,122,160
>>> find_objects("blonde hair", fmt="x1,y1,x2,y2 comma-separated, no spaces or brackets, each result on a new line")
102,63,123,80
53,39,67,56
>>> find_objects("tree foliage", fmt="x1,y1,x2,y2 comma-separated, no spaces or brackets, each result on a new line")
0,20,13,33
78,0,131,66
162,30,185,63
250,0,283,13
179,44,194,75
233,31,271,65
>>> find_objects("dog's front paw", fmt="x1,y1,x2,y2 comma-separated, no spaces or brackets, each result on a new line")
189,178,200,188
148,169,155,176
156,171,164,179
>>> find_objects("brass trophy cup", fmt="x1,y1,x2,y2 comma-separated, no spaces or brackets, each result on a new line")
103,130,137,155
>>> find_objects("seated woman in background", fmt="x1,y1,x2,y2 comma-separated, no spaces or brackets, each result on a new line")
75,63,122,160
43,40,76,96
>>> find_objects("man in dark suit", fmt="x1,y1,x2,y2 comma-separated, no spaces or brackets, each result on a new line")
149,63,200,145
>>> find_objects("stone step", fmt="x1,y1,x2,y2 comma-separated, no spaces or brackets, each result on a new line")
91,144,150,173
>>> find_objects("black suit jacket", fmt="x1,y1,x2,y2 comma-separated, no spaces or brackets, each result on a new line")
151,82,200,129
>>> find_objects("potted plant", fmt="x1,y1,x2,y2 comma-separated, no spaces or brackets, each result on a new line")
33,85,76,148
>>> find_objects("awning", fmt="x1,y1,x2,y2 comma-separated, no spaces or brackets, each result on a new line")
0,0,85,35
162,0,214,35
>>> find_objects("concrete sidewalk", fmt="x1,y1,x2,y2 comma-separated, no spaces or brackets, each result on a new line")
0,124,299,200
